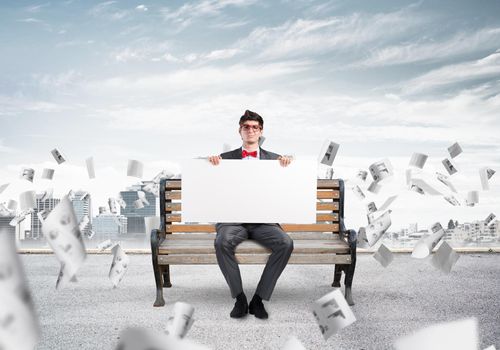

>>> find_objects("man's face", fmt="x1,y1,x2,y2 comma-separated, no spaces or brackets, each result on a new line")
239,120,262,144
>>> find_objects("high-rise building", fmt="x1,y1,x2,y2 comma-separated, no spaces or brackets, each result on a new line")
31,197,60,239
71,191,92,237
0,216,16,237
93,212,127,241
120,183,156,236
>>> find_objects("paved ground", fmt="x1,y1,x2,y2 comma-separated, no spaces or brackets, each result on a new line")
22,253,499,350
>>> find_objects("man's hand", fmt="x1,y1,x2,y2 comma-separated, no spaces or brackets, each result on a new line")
278,155,293,167
208,155,222,165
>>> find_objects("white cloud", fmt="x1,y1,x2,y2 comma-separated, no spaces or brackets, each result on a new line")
204,48,242,60
25,3,51,13
17,17,52,31
88,1,128,20
403,51,500,94
356,27,500,67
135,4,148,11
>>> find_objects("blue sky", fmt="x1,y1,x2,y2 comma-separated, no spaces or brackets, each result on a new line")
1,0,499,230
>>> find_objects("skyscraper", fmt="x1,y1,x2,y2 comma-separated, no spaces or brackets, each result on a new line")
120,183,156,237
31,197,60,239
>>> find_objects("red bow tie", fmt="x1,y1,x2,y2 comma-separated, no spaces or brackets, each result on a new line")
242,150,258,158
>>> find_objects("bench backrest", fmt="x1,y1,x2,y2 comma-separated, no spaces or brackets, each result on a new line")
159,178,346,235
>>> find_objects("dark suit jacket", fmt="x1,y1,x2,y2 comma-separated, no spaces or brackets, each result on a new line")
220,147,281,160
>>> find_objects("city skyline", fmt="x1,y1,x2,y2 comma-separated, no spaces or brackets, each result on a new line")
1,0,499,231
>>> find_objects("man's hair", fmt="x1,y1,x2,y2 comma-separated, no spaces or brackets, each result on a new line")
239,110,264,128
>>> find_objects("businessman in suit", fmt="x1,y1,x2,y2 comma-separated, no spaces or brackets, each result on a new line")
208,110,293,319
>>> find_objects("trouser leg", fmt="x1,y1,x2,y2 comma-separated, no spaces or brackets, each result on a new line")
248,224,294,301
214,224,248,298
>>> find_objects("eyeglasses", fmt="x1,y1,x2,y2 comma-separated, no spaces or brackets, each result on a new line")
241,124,262,131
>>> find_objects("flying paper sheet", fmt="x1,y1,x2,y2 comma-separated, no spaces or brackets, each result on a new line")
484,213,496,227
108,198,118,214
412,222,445,259
50,148,66,164
351,185,366,200
369,158,394,182
431,241,460,274
9,210,32,226
0,183,9,195
115,327,211,350
443,195,460,206
436,172,457,193
182,160,316,224
378,195,398,212
137,191,150,205
165,302,195,339
479,167,495,191
78,215,89,233
6,200,17,211
447,142,463,159
258,136,266,147
117,195,126,209
318,140,340,166
367,181,381,194
466,191,479,207
281,336,306,350
394,318,478,350
20,168,34,182
41,168,54,180
97,239,114,251
364,210,392,247
357,170,368,181
42,196,86,287
19,191,36,211
373,244,393,268
410,183,424,195
325,167,334,180
109,244,130,288
86,157,95,179
311,289,356,340
0,233,39,350
409,153,428,169
133,199,144,209
442,158,457,175
405,169,412,186
409,179,441,196
367,202,377,214
127,159,144,178
40,188,54,201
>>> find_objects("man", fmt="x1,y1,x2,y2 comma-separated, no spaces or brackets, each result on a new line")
208,110,294,319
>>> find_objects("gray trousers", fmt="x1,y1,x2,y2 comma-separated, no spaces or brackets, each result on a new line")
214,223,294,301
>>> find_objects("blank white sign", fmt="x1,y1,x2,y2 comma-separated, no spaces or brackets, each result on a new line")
182,159,317,224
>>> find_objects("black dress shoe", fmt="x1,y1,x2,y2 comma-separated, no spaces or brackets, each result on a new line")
249,294,268,319
230,292,248,318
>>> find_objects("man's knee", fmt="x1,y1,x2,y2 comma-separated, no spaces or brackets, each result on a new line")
280,234,294,254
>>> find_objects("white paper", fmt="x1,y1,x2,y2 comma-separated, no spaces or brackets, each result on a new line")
0,183,9,195
442,158,457,175
351,185,366,200
486,168,495,179
115,327,211,350
41,168,55,180
394,318,478,350
109,244,130,287
20,168,34,182
78,215,89,233
373,244,393,268
369,158,394,182
134,199,144,209
357,170,368,181
366,202,377,214
318,140,340,166
42,196,86,286
127,159,144,178
484,213,496,227
466,191,479,206
182,159,317,224
97,239,114,251
258,136,266,147
137,191,150,205
325,167,334,180
117,195,126,209
405,169,412,186
409,179,441,196
447,142,463,159
165,302,195,339
6,200,17,211
281,336,306,350
431,241,460,274
19,191,36,211
378,195,398,212
108,198,118,214
51,148,66,164
311,289,356,340
436,172,457,193
86,157,95,179
367,181,381,194
40,188,54,201
364,210,392,247
412,222,445,259
409,153,428,169
443,195,460,206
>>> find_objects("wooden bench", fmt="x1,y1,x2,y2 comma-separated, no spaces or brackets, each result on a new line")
150,178,357,307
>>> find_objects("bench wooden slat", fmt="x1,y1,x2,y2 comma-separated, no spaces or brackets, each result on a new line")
165,213,339,222
165,190,339,200
165,202,339,212
158,253,351,265
159,239,349,254
162,232,341,240
165,223,339,233
165,179,340,190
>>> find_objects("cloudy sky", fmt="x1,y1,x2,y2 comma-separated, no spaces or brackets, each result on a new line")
1,0,499,230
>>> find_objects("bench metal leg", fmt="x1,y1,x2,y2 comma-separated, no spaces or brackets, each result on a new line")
332,229,357,306
162,265,172,288
151,229,165,307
